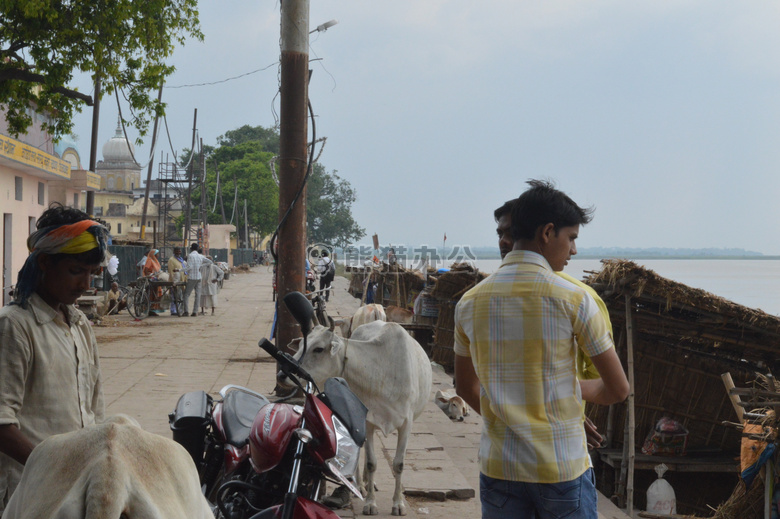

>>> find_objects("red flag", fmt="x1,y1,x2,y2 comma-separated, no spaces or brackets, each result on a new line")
443,233,447,243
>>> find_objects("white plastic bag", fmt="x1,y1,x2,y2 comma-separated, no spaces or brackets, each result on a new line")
646,463,676,514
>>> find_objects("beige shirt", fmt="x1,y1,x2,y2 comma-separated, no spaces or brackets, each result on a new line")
0,292,104,509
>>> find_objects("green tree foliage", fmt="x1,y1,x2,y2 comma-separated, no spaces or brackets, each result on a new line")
0,0,202,139
306,163,365,248
184,124,363,249
217,125,280,154
186,141,278,243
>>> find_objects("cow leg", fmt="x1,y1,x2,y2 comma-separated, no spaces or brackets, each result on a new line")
362,424,378,515
390,420,411,516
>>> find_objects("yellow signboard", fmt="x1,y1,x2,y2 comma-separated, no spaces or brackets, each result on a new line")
86,171,101,189
0,134,70,179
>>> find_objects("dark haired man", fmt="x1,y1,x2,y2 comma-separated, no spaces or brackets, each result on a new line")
454,181,628,518
0,203,107,511
182,243,212,317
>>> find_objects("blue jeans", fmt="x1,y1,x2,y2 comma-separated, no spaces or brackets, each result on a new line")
480,469,597,519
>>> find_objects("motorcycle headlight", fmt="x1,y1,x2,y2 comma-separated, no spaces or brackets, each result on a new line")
328,414,360,478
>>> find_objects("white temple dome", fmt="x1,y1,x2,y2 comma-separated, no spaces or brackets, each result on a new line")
101,118,136,163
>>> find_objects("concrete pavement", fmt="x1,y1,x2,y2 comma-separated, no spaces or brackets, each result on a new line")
93,267,630,519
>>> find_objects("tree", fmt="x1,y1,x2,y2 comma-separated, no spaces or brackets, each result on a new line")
0,0,202,139
306,163,365,249
184,139,279,243
217,125,280,154
183,124,364,249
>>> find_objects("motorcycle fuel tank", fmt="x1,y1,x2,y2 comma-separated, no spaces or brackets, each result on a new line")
249,402,300,473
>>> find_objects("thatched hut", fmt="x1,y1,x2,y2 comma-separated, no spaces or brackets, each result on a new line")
428,263,487,369
584,259,780,517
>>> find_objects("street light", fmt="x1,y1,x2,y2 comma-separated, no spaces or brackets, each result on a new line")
310,19,338,34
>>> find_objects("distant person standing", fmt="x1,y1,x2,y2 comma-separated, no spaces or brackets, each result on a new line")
199,261,224,315
168,247,187,317
317,250,335,302
182,243,212,317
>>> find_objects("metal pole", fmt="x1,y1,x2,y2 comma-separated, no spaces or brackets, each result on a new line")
277,0,309,350
140,82,164,240
183,109,197,249
244,199,249,249
86,75,101,215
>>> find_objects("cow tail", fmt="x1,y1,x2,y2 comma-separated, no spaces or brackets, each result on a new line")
84,463,131,519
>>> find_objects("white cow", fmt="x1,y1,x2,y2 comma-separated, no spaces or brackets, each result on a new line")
4,415,213,519
434,389,469,422
335,303,386,338
282,321,432,516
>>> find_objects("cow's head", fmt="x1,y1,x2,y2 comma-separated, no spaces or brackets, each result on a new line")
435,390,469,422
278,324,346,389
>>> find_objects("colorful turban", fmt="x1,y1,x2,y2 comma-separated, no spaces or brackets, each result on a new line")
13,220,110,308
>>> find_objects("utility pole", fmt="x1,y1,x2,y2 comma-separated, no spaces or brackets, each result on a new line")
183,109,197,249
244,199,249,249
277,0,309,350
140,82,164,242
86,76,101,216
199,138,207,250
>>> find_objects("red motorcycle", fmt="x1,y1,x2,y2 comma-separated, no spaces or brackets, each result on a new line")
170,291,366,519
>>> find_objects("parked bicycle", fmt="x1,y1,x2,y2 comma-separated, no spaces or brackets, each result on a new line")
126,276,184,320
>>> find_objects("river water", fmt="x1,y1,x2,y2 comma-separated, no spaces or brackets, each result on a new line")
467,258,780,316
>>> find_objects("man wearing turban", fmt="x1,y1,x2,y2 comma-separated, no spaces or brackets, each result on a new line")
0,203,108,511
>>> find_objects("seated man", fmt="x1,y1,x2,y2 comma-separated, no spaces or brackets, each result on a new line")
107,282,127,315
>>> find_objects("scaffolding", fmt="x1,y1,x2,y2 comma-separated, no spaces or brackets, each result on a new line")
156,152,201,264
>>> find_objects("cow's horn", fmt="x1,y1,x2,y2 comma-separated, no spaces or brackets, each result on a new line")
328,316,336,332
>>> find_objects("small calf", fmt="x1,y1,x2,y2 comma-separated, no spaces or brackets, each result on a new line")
435,389,469,421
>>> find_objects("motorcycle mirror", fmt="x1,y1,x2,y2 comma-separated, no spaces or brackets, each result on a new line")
283,291,315,336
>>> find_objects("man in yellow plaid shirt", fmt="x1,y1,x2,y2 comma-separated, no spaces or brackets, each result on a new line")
454,180,629,518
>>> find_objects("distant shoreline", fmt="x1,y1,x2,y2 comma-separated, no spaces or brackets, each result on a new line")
473,254,780,261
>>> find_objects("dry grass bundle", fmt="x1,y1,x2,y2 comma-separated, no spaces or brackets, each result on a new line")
585,259,780,372
708,478,764,519
430,265,486,301
431,301,457,370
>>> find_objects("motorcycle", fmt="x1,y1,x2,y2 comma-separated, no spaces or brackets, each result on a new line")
169,291,367,519
305,267,317,294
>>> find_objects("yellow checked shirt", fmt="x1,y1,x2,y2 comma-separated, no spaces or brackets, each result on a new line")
454,250,613,483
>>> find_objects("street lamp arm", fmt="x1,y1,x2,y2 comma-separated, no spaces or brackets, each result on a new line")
310,19,338,34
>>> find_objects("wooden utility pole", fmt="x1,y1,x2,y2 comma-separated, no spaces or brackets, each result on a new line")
140,82,164,241
183,109,197,249
277,0,309,350
199,138,207,248
243,198,249,249
86,76,101,216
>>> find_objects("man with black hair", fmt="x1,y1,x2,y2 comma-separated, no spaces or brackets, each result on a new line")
0,203,107,511
454,181,629,518
317,250,335,302
182,243,212,317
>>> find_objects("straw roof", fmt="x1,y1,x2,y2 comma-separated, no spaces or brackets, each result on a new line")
585,259,780,372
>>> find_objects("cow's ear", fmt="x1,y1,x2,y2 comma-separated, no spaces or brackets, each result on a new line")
289,337,303,354
329,335,344,356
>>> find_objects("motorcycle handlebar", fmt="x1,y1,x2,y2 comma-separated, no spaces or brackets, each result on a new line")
258,338,315,385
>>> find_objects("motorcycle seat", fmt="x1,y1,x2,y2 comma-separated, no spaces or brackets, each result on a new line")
222,390,270,447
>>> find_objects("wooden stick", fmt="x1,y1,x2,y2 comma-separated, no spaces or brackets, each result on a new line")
625,293,636,515
721,372,744,422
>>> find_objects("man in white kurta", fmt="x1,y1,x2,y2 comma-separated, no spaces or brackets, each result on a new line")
199,262,224,315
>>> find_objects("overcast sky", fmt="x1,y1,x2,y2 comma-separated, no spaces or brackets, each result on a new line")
70,1,780,255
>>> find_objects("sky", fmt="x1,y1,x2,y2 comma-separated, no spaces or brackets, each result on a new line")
70,1,780,255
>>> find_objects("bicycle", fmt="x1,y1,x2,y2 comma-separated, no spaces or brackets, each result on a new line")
126,277,152,319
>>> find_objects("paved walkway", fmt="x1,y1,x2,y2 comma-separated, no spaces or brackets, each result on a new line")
94,267,630,519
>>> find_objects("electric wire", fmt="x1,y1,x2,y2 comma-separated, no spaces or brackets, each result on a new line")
112,84,161,169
